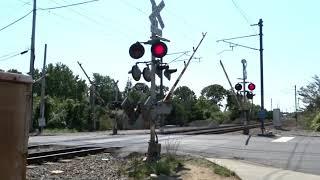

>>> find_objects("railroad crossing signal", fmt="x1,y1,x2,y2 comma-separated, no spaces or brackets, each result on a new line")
164,68,177,80
248,83,256,91
129,40,168,60
143,66,151,82
151,41,167,58
129,42,145,59
246,91,254,99
130,65,141,81
235,83,242,91
149,0,165,36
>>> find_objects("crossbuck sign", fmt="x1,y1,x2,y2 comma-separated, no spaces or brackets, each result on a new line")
149,0,165,36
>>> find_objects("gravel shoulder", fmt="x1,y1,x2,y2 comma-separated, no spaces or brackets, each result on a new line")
27,152,240,180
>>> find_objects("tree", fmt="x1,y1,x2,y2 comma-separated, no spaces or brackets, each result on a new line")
201,84,228,106
7,69,22,74
299,75,320,110
32,63,88,130
166,86,200,125
43,63,87,101
93,73,117,104
124,79,133,96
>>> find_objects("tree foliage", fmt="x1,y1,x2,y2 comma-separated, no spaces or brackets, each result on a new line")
299,75,320,110
93,73,118,104
42,63,87,101
201,84,228,106
298,75,320,131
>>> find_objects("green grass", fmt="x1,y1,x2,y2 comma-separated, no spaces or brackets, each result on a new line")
124,153,239,179
42,128,78,134
125,154,182,179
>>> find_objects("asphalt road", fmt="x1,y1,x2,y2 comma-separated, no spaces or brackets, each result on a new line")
29,130,320,176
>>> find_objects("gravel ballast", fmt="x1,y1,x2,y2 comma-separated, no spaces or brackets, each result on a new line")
26,153,128,180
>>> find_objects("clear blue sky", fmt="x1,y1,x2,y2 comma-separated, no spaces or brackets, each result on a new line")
1,0,319,112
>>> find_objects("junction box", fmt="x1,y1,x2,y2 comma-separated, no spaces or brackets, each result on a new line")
0,72,32,180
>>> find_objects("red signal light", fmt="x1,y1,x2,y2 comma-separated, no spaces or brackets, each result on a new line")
248,83,256,91
151,41,167,58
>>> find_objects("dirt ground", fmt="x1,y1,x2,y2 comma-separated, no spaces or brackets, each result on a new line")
178,163,239,180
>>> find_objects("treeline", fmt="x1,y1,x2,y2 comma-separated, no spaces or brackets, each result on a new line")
298,75,320,131
2,63,266,131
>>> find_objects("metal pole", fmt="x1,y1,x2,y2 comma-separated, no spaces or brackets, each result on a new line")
295,85,297,126
160,58,164,98
242,59,249,135
150,34,157,144
38,44,47,133
29,0,36,132
258,18,265,134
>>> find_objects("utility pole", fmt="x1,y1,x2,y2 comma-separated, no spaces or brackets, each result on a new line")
38,44,47,133
271,98,273,110
216,18,266,135
258,19,265,134
295,85,298,126
29,0,36,132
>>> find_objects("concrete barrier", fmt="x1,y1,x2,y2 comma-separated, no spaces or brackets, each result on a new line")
0,72,33,180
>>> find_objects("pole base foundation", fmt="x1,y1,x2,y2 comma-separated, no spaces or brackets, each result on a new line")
243,128,249,135
112,128,118,135
147,142,161,162
258,131,275,137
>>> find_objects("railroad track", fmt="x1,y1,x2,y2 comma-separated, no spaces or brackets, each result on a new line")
27,122,272,164
27,146,115,165
160,122,273,135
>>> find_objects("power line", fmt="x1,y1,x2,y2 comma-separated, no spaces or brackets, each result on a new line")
118,0,148,15
47,0,131,39
17,0,31,6
231,0,255,32
38,0,99,11
0,10,33,33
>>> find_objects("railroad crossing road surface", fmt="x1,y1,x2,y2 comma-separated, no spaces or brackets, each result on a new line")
29,131,320,179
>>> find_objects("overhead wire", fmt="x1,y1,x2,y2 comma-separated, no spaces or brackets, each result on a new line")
38,0,99,11
118,0,148,15
231,0,256,33
46,0,131,39
17,0,31,6
0,10,33,33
